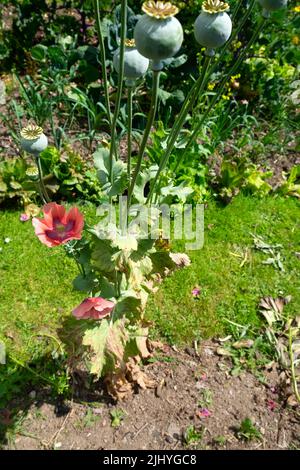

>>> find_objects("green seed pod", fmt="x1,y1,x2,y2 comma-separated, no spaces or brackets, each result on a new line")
257,0,287,12
113,39,149,84
20,124,48,155
26,166,39,181
134,1,184,70
194,0,232,54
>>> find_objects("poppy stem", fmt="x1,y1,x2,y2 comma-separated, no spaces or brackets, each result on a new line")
146,54,212,204
127,69,161,209
127,85,134,185
174,14,267,172
93,0,112,130
108,0,127,180
36,155,51,204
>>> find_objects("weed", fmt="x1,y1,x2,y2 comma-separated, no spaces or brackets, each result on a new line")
184,425,204,447
236,418,262,441
214,435,227,446
110,408,125,428
198,388,213,408
76,408,100,429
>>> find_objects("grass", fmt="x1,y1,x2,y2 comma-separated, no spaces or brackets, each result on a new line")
0,196,299,360
147,196,300,344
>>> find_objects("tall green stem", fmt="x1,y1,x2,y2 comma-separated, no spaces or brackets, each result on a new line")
36,155,50,204
232,0,244,23
146,55,212,204
109,0,127,179
127,85,133,183
176,16,267,170
211,0,256,76
93,0,112,130
127,70,161,209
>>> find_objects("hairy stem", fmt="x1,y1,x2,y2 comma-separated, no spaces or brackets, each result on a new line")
109,0,127,179
146,55,212,204
127,85,133,184
176,16,267,170
36,155,51,203
232,0,244,23
93,0,112,130
127,70,161,209
212,0,257,76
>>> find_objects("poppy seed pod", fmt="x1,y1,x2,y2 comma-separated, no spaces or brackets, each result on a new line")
134,1,184,70
194,0,232,55
113,39,149,85
257,0,287,14
20,124,48,156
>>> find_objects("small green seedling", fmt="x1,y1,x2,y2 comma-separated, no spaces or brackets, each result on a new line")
237,418,262,441
184,425,204,446
110,408,126,428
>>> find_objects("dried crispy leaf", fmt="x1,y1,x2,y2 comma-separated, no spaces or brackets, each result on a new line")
127,357,156,390
135,327,152,359
105,370,133,401
216,347,233,357
259,296,290,326
232,339,254,349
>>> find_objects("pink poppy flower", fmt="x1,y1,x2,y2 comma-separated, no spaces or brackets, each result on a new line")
32,202,84,247
72,297,115,320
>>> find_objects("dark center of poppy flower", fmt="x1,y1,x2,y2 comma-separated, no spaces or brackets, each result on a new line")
46,219,75,241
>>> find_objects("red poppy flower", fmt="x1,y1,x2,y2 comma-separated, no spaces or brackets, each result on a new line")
32,203,84,247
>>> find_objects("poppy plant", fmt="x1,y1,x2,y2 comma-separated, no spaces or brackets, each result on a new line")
32,202,84,247
72,297,115,320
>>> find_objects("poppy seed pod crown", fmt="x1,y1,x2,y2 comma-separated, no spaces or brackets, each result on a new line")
20,124,48,156
134,1,184,70
194,0,232,55
113,39,149,85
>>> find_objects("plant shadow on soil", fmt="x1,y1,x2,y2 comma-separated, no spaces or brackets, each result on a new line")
0,315,117,448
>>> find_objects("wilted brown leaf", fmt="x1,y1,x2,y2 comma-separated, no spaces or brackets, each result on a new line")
232,339,254,349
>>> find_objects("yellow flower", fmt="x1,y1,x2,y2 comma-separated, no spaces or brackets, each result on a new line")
208,83,215,90
230,74,241,82
232,40,242,51
292,36,299,45
294,6,300,13
258,45,266,55
222,94,230,101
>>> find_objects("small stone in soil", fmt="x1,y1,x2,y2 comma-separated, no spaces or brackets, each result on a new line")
165,435,173,444
167,422,181,440
185,347,196,357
